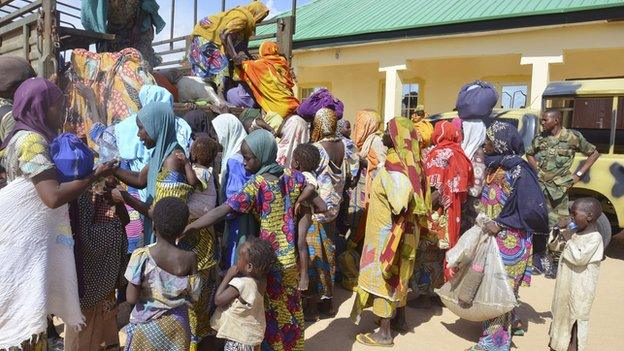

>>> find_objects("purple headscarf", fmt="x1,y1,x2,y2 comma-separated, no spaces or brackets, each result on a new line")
226,83,256,108
297,88,344,122
1,77,63,149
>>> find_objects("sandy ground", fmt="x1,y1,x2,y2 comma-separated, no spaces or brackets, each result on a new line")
58,243,624,350
303,244,624,351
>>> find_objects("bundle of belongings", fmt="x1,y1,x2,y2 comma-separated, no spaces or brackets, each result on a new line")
297,88,344,122
65,48,155,131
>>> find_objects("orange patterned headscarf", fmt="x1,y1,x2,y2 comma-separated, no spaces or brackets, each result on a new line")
353,109,382,150
385,116,430,215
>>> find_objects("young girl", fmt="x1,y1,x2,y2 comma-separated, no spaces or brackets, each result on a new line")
211,237,276,351
185,129,324,351
125,197,201,351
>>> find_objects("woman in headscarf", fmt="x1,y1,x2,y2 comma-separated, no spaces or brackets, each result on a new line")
239,41,299,118
113,84,192,254
352,109,386,211
0,78,117,350
459,118,487,233
188,1,269,81
211,113,254,269
186,129,320,351
309,108,359,315
114,103,216,350
276,114,309,168
337,110,386,290
350,116,430,347
0,56,36,142
411,109,434,150
467,121,548,351
412,121,473,308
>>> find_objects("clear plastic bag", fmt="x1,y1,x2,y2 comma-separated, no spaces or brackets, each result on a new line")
435,219,518,322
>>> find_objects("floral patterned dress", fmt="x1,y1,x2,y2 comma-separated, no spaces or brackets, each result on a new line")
227,168,306,351
476,166,533,351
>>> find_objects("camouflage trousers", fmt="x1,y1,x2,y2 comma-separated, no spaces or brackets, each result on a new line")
546,193,570,229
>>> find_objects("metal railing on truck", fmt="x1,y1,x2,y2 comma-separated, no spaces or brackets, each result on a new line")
0,0,113,78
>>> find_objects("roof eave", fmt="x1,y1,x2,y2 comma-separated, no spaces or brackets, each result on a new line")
292,6,624,51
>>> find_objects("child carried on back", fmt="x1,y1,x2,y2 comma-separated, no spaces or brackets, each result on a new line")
549,197,604,351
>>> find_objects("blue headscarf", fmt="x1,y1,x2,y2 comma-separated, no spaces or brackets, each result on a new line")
114,85,191,199
243,129,283,177
139,102,180,203
485,121,549,234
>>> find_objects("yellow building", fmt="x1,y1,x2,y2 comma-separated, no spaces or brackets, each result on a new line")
282,0,624,122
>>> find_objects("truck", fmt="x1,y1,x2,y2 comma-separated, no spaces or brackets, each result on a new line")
0,0,296,82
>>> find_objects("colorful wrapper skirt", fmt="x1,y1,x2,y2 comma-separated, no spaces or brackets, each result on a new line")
263,266,304,351
126,305,191,351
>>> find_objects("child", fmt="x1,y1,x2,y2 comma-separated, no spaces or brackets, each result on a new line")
549,197,604,351
125,197,201,351
188,137,220,219
210,237,276,351
291,143,330,321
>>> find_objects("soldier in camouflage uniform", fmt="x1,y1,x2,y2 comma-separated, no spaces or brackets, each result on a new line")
526,109,600,276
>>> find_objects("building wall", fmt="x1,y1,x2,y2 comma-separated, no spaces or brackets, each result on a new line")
293,21,624,122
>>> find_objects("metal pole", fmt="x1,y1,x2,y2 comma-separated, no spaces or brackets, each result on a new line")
193,0,197,25
291,0,296,32
221,0,225,12
170,0,175,50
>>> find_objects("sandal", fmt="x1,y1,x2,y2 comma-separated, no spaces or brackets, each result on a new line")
355,333,394,348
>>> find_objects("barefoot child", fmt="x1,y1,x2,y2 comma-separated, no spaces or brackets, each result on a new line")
125,197,201,350
211,237,276,351
549,197,604,351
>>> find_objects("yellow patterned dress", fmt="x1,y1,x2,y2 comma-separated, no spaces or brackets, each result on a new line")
226,169,306,351
153,169,217,351
350,168,420,321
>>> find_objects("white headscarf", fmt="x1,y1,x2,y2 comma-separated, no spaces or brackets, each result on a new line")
460,119,487,160
213,113,247,182
277,115,309,168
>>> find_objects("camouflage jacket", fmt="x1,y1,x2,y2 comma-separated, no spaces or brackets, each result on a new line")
526,127,596,200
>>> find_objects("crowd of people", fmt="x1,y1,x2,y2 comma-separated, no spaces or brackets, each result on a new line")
0,1,609,351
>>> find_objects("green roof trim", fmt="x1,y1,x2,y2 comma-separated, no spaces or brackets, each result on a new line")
254,0,624,47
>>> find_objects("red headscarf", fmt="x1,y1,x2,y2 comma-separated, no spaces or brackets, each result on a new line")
426,120,473,209
425,120,474,279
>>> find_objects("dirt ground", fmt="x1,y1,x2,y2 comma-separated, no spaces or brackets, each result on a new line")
303,244,624,351
60,241,624,350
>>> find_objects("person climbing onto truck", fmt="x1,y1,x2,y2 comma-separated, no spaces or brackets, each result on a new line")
188,1,270,83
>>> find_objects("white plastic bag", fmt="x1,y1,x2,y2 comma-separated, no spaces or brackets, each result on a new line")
446,214,490,268
435,220,518,322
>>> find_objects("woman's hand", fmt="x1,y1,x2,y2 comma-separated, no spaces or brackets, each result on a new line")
485,221,501,236
94,160,119,179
